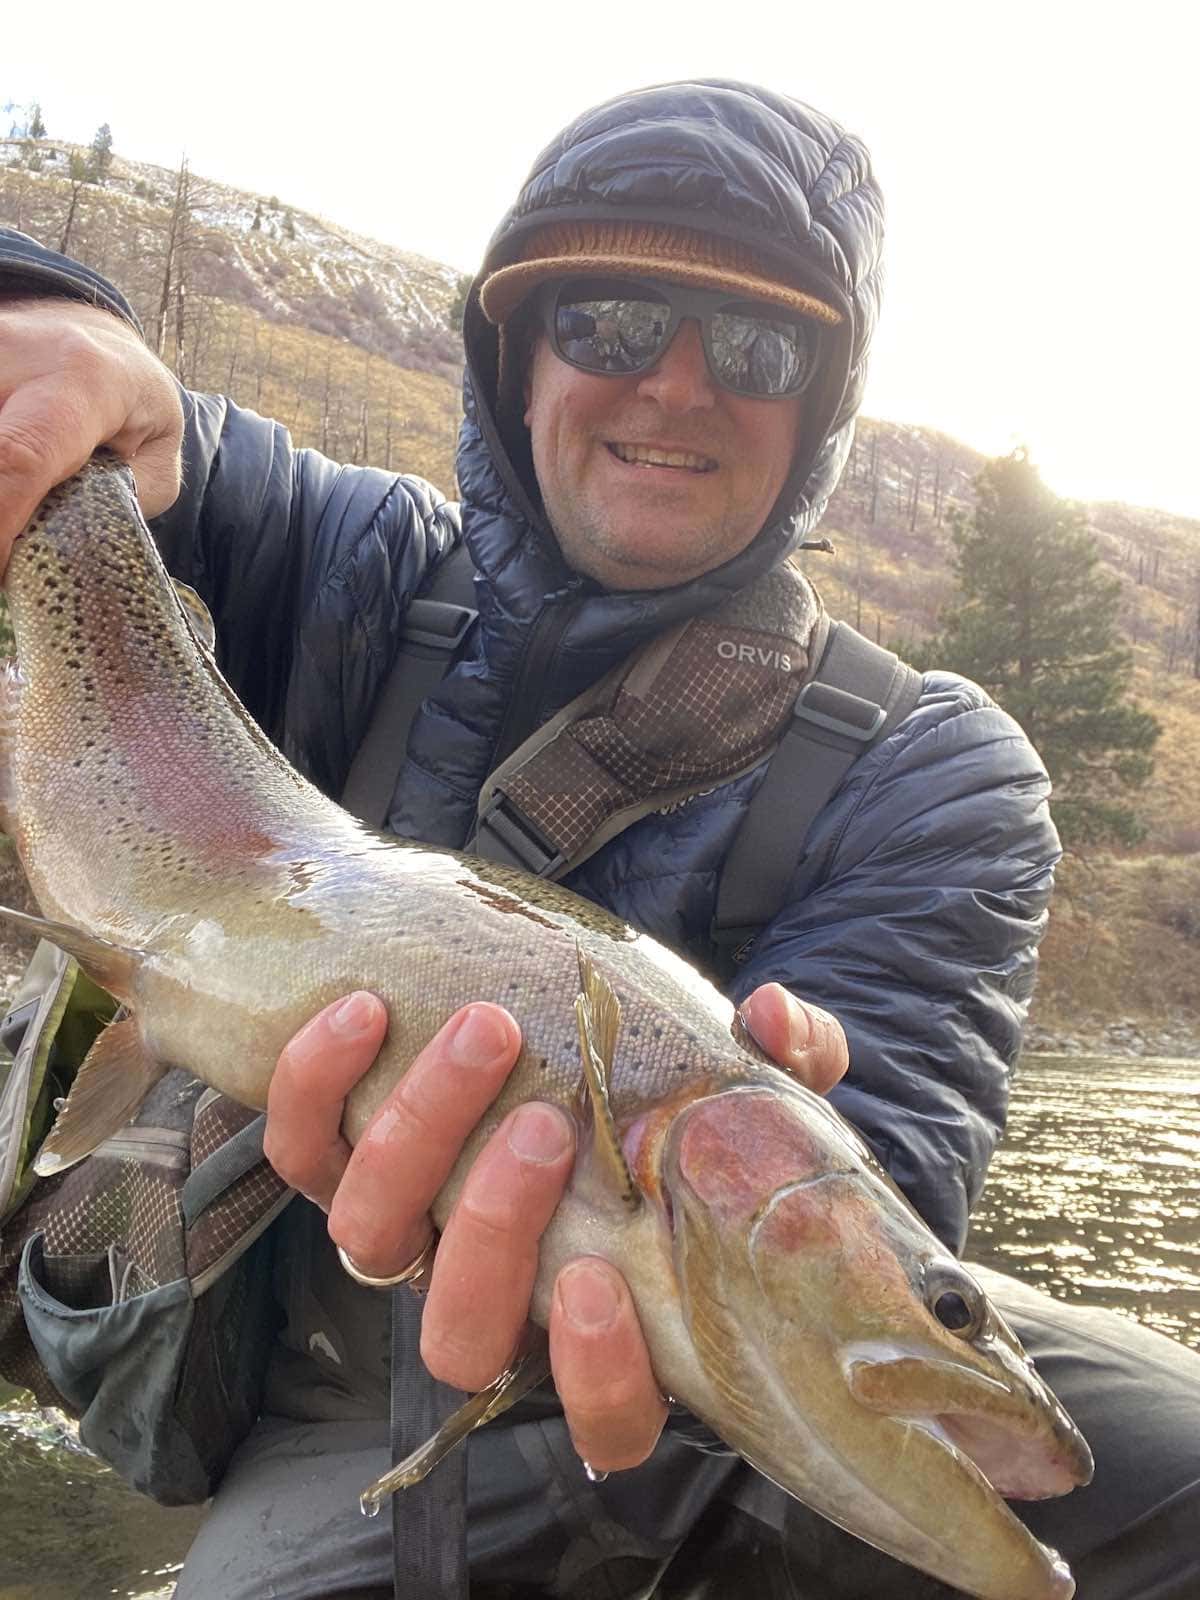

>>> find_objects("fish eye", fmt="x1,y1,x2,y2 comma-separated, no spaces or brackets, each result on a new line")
924,1262,987,1340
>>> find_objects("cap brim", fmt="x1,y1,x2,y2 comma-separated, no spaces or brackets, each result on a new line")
480,253,843,328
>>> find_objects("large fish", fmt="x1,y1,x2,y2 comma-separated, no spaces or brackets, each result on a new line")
0,456,1092,1599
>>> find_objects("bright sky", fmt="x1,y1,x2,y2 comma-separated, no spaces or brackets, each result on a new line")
6,1,1199,518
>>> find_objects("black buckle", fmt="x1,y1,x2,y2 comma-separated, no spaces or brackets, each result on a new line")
475,792,566,878
708,921,758,965
399,598,477,656
793,681,886,742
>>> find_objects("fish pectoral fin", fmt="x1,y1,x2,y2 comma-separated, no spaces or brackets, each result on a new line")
32,1016,165,1176
0,904,141,1002
358,1327,552,1515
574,948,639,1213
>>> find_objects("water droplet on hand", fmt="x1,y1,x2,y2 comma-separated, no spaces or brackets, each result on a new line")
582,1461,609,1483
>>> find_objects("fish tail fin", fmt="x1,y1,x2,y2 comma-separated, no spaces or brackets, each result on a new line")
33,1015,166,1176
0,903,142,1002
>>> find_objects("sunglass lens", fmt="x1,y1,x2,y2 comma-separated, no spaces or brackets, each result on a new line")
709,311,814,397
554,293,671,374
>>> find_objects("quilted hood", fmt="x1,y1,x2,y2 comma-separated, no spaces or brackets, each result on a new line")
460,78,885,583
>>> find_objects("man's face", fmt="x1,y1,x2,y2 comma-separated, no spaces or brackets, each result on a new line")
523,313,804,591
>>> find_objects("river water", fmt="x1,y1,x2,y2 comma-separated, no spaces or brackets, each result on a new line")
1,1051,1197,1599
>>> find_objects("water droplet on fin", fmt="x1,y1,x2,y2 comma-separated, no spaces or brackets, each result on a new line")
582,1461,609,1484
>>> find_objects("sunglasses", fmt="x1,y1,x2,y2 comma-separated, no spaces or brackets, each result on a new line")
535,276,824,400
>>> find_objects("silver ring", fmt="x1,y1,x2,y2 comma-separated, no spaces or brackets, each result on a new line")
336,1235,437,1291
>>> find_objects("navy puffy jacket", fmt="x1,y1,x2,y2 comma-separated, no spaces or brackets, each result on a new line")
0,80,1057,1252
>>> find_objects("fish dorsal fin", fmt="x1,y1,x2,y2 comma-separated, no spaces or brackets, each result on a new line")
33,1016,166,1175
574,947,639,1213
0,904,142,1002
171,579,217,654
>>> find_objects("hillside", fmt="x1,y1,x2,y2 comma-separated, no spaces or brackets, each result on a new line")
1,136,1198,1051
1,137,463,487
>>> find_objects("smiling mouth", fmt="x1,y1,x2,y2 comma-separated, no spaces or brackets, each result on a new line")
608,443,718,473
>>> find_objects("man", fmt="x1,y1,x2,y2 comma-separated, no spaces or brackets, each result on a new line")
0,79,1197,1599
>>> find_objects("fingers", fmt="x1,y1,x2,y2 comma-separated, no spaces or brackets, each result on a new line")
0,378,100,563
268,991,666,1476
738,982,849,1095
264,990,390,1209
549,1258,668,1471
326,1002,522,1281
420,1101,574,1391
0,298,184,574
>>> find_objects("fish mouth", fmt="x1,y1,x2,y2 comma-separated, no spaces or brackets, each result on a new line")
843,1350,1094,1501
913,1407,1088,1501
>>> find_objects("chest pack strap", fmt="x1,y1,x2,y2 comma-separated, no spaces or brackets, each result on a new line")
710,619,923,967
336,543,475,1600
340,541,479,829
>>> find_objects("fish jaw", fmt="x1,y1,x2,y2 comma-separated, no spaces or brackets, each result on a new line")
658,1086,1088,1600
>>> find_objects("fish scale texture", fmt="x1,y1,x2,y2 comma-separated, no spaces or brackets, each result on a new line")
0,80,1057,1255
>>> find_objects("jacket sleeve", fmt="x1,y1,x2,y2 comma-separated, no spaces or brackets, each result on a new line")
729,672,1059,1254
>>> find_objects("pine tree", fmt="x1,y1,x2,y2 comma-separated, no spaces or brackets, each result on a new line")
28,103,46,141
86,122,114,184
924,449,1160,847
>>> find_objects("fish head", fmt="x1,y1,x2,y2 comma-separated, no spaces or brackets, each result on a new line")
657,1082,1092,1600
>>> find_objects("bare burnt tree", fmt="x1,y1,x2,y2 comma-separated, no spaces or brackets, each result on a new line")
150,156,219,379
252,319,277,410
908,459,922,532
287,345,312,435
383,384,396,470
225,308,247,392
320,351,335,456
58,152,89,255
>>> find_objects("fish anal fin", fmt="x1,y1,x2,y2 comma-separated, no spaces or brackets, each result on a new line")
0,903,141,1002
32,1016,165,1176
359,1328,552,1514
574,947,639,1214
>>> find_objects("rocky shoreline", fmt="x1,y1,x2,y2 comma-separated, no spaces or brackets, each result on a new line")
1024,1015,1200,1061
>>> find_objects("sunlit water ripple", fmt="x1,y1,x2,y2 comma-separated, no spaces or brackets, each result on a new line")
1,1051,1197,1597
967,1053,1200,1349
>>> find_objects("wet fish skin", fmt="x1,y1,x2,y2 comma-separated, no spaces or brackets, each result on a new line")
0,457,1092,1600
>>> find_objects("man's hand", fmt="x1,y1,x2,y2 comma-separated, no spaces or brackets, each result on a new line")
263,980,848,1475
0,297,184,577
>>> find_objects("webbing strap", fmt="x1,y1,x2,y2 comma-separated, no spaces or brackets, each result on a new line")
341,542,478,828
390,1288,468,1600
336,551,476,1599
712,621,923,964
180,1114,268,1226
